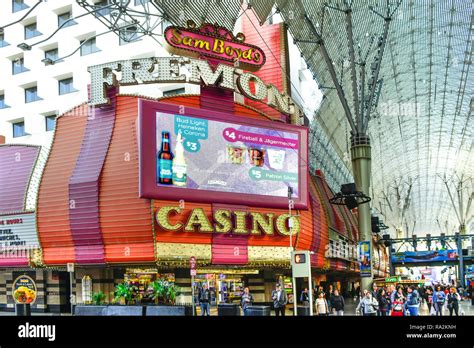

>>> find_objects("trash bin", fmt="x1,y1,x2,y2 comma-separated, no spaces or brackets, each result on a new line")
217,303,241,316
297,305,310,316
246,305,270,316
15,303,31,316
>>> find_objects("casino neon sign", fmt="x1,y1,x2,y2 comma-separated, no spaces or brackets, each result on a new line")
164,21,266,71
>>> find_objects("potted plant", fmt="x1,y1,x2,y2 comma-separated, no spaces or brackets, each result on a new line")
107,282,143,316
146,280,190,316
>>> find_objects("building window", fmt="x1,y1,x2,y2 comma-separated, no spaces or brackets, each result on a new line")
58,12,76,28
0,94,8,109
94,0,110,17
13,121,25,138
119,26,139,45
0,33,9,48
80,38,100,56
45,115,56,131
12,57,29,75
45,48,59,61
24,22,42,40
13,0,28,13
58,77,76,95
134,0,149,5
163,88,185,97
25,86,41,103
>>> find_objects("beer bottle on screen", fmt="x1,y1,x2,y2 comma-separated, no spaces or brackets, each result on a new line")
172,131,187,186
157,131,174,185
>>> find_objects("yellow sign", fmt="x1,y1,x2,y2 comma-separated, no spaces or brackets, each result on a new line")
156,206,299,236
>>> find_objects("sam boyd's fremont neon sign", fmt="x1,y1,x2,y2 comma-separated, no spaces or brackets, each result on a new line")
87,56,299,115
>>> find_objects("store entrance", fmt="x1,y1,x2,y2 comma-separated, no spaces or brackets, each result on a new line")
193,273,245,306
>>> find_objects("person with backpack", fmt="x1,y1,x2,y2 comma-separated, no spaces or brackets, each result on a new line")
391,287,405,316
433,285,446,316
240,287,254,316
447,287,461,316
330,289,345,315
376,288,390,316
356,290,379,316
405,286,420,316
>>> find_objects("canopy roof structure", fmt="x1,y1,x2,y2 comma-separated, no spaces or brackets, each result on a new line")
250,0,473,236
70,0,473,236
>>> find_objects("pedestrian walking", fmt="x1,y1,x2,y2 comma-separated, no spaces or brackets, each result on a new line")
377,289,390,316
391,288,405,316
405,286,421,316
433,285,446,316
315,291,329,316
356,290,379,316
198,284,211,316
447,287,461,316
330,289,345,316
240,287,254,316
271,283,288,316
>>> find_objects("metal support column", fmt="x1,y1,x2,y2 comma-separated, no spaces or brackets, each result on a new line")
456,233,465,288
351,134,373,291
388,246,395,276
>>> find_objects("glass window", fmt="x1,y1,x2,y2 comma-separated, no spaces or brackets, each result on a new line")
45,48,58,61
58,78,75,95
163,88,185,97
80,38,99,56
13,0,28,13
0,33,9,48
94,0,110,17
13,121,25,138
25,86,40,103
0,94,7,109
119,26,139,45
58,12,76,28
12,57,29,75
45,115,56,131
24,22,41,40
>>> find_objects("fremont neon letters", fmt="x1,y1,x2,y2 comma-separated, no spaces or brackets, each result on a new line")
87,57,299,115
156,206,300,237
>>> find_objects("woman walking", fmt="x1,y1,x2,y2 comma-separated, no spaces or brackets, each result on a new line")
433,285,446,316
447,287,461,316
315,292,329,316
377,288,390,316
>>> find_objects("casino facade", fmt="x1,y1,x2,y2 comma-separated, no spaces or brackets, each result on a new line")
0,16,389,313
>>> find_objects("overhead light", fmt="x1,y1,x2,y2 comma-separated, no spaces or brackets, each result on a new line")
17,43,31,51
329,183,371,209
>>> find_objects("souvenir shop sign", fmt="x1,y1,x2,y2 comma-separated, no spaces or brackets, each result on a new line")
12,275,37,304
87,57,298,115
140,101,308,209
156,206,300,237
164,21,266,71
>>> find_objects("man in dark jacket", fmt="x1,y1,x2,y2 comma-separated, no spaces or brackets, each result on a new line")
198,284,211,316
330,289,345,315
240,287,254,316
271,284,288,316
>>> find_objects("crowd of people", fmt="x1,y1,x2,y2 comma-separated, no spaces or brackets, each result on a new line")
196,281,471,316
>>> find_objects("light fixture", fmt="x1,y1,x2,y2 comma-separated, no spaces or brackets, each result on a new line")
329,183,371,209
41,58,54,66
17,43,31,51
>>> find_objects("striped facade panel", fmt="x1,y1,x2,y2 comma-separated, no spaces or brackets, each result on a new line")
0,145,39,214
37,106,89,264
68,90,117,264
242,13,289,122
99,96,154,263
309,178,329,268
0,212,38,267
